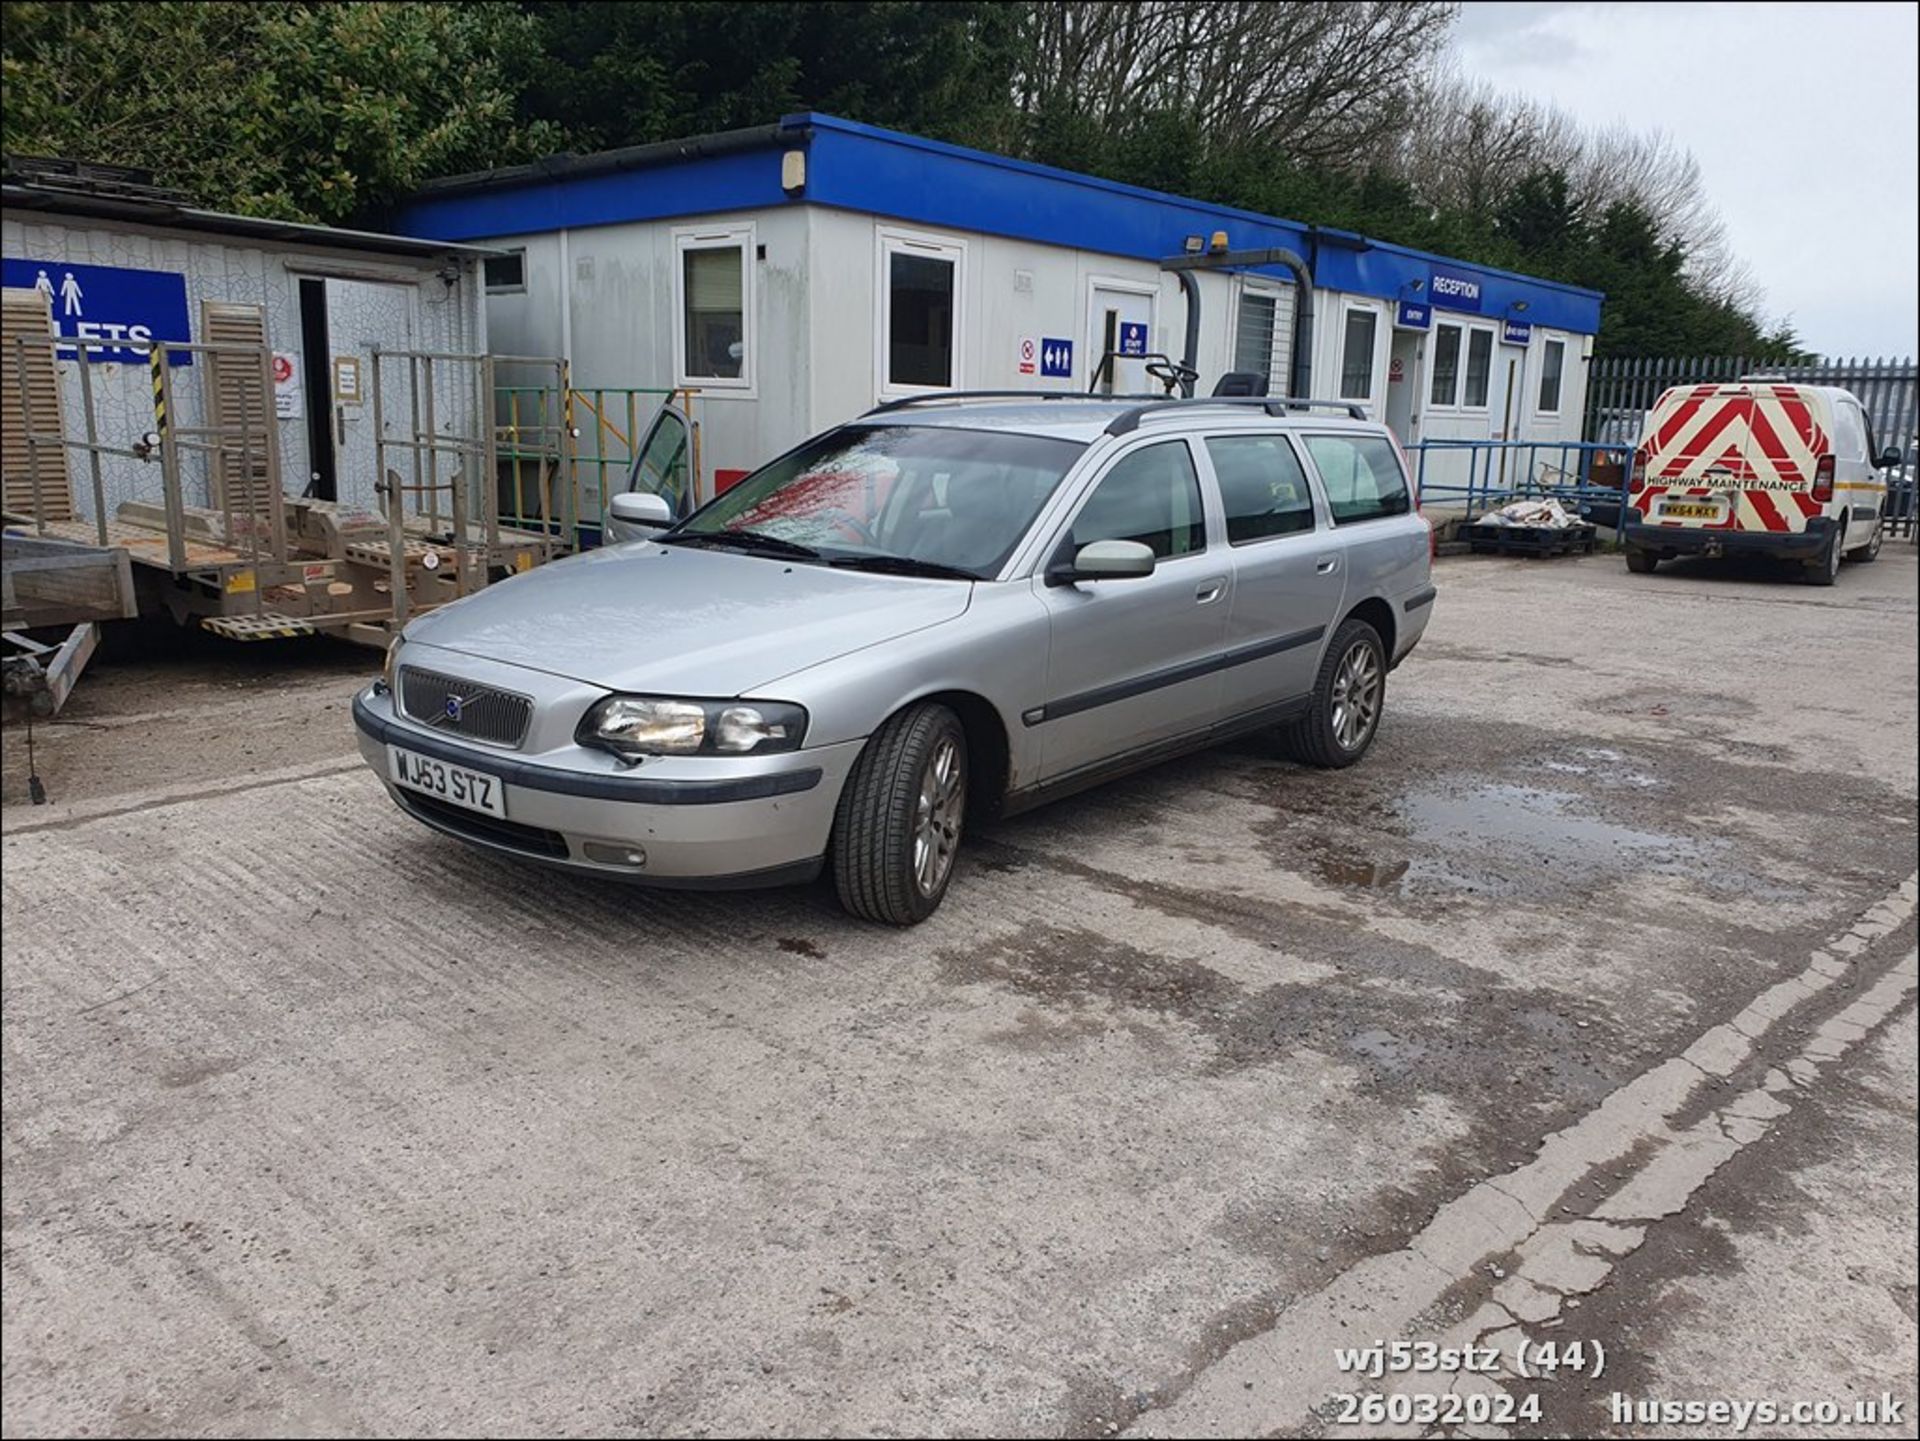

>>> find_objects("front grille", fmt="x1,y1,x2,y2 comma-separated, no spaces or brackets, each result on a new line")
398,666,533,749
396,790,570,860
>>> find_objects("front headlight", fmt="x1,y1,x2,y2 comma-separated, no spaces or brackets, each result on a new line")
578,695,808,759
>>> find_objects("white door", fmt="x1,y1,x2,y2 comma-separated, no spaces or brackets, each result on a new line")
1086,280,1157,395
323,278,418,515
1385,330,1421,445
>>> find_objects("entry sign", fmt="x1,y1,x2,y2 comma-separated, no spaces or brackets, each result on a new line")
1502,319,1533,346
0,258,193,365
1395,299,1431,331
1117,321,1149,356
1040,337,1073,378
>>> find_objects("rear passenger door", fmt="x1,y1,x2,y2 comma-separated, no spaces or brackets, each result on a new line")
1202,433,1346,722
1298,432,1426,653
1031,438,1230,783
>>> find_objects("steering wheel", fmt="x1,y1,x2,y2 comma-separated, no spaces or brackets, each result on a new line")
1145,358,1199,395
818,507,879,545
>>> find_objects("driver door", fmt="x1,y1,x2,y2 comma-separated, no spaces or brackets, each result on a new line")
605,404,692,543
1031,438,1230,783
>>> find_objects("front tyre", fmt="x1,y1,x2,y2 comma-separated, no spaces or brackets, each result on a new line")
831,702,967,925
1851,518,1883,563
1282,618,1386,769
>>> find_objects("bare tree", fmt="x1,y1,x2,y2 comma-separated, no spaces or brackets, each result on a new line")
1014,2,1457,166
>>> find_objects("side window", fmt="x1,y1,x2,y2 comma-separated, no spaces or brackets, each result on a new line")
1463,327,1494,408
628,406,691,516
1304,434,1412,525
1835,402,1868,460
880,229,965,393
1071,440,1205,558
1339,308,1378,402
1206,435,1316,544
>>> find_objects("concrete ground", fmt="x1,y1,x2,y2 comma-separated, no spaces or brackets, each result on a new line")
3,545,1916,1438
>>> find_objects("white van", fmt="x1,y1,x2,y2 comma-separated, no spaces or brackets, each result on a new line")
1623,380,1900,584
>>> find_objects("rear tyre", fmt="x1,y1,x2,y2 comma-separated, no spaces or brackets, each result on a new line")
1624,547,1658,574
831,702,967,926
1281,618,1386,769
1804,527,1843,586
1850,519,1883,563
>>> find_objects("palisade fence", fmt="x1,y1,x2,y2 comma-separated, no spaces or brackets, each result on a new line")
1583,354,1919,537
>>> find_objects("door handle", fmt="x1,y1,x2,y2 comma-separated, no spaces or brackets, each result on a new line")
1315,555,1340,575
1194,577,1227,605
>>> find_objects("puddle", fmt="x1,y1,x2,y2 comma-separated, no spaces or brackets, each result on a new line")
1347,1027,1427,1076
1313,856,1412,889
1398,783,1705,886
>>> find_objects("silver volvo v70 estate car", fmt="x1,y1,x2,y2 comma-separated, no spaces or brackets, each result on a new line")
353,393,1437,924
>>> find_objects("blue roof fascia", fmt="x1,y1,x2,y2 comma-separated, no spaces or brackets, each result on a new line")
391,110,1604,335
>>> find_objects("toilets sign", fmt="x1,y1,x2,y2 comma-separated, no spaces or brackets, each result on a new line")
1,258,193,364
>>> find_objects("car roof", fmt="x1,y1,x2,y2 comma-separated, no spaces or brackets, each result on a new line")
861,396,1384,444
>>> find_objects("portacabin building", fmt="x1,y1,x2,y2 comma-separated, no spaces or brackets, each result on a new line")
394,113,1604,500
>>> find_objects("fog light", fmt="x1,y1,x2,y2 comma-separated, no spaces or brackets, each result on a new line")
583,841,647,869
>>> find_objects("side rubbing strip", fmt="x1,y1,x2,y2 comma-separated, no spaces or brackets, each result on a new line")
1028,625,1324,725
1403,586,1437,612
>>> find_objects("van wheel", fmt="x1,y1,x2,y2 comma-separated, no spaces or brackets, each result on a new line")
1625,547,1658,574
1851,519,1883,563
1804,528,1843,586
831,702,966,925
1282,619,1386,769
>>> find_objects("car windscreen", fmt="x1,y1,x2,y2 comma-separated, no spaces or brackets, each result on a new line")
670,424,1088,578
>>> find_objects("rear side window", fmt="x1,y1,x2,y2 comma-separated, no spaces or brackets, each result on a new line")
1206,435,1316,543
1072,440,1206,558
1304,434,1412,525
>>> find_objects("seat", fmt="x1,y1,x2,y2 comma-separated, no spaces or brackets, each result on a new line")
1212,371,1270,397
919,469,1013,571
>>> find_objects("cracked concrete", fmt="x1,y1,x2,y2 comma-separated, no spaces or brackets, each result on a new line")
4,549,1915,1438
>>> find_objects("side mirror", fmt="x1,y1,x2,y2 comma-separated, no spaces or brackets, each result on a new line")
1046,538,1157,586
609,490,674,528
1877,447,1903,469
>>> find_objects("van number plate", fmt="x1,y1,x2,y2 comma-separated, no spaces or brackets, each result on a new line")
388,745,506,818
1660,501,1723,520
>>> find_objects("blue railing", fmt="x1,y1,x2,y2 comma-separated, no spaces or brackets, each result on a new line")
1408,438,1633,527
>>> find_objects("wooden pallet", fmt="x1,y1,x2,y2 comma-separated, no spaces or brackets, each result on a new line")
1463,521,1599,558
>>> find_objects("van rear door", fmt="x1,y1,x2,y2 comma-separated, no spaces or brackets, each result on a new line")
1741,384,1830,535
1638,384,1752,532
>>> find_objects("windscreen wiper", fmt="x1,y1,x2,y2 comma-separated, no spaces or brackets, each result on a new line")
826,553,979,581
659,529,821,560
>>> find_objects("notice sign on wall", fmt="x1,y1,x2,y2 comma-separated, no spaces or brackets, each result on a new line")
273,351,302,419
0,257,193,364
1117,321,1149,356
1040,337,1073,378
1018,336,1038,375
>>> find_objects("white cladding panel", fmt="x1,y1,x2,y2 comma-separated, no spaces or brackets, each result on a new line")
1,212,482,518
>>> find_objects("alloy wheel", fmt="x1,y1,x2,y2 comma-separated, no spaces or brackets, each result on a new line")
912,736,965,896
1329,640,1383,752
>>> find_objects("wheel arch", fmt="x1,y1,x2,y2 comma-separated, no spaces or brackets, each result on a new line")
1340,595,1397,663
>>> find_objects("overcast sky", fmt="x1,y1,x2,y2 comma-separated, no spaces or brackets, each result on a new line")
1451,1,1919,357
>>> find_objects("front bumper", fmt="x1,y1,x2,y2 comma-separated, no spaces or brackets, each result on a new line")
1623,515,1836,560
353,685,861,888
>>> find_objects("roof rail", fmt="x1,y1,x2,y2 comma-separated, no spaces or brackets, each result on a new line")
862,389,1164,417
1102,395,1368,436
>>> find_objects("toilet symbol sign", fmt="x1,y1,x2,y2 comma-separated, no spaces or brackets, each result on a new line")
1039,337,1073,378
2,258,193,365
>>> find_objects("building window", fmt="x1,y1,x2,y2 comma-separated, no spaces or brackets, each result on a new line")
1206,435,1316,544
1463,327,1494,408
1339,307,1378,402
1234,282,1292,395
879,229,965,393
674,225,753,391
483,249,525,293
1537,338,1565,415
1304,433,1412,525
1429,323,1462,407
